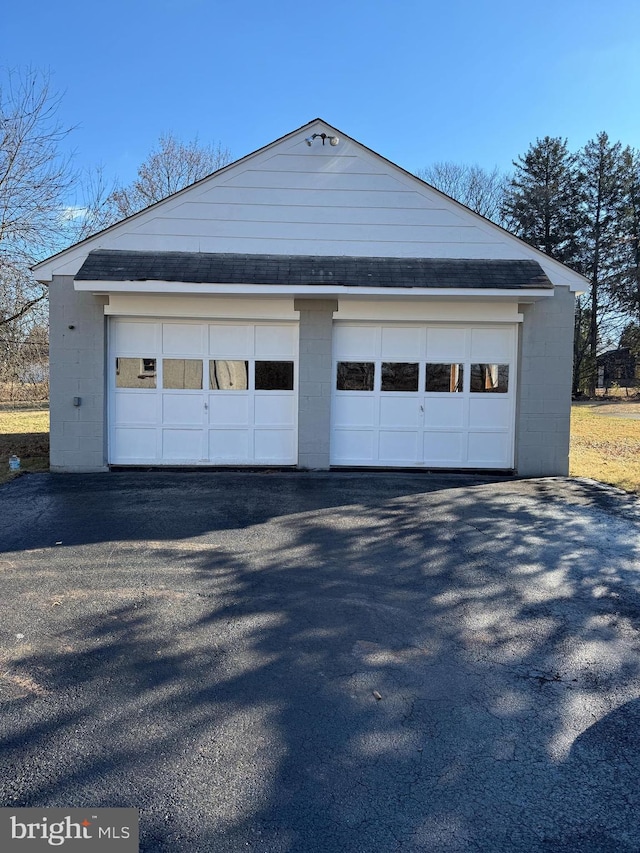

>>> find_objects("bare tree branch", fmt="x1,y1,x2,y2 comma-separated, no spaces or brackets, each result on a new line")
0,290,47,325
415,162,508,225
0,66,76,398
107,133,232,221
0,67,76,266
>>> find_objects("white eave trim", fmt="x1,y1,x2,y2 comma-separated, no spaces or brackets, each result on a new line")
75,280,554,299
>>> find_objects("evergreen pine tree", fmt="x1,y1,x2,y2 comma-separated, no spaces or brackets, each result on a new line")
578,132,627,395
610,148,640,322
502,136,583,266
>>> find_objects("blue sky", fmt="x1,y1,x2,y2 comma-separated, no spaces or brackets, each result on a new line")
4,0,640,188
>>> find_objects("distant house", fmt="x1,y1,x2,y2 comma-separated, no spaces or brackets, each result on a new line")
33,119,588,475
597,347,637,390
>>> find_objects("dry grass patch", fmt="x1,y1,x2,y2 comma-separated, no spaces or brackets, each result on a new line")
0,409,49,483
0,409,49,434
570,402,640,493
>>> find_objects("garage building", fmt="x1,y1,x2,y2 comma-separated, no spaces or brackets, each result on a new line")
33,119,588,475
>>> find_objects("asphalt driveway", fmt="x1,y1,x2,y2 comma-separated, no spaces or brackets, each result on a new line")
1,471,640,852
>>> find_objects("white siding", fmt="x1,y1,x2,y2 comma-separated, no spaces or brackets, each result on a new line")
34,121,588,291
116,138,507,258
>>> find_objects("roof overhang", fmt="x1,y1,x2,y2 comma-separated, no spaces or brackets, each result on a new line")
74,250,556,301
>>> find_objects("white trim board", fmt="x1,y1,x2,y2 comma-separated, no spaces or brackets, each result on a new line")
79,279,553,300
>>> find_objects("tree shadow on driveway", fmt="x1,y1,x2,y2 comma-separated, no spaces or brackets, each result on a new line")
1,473,640,851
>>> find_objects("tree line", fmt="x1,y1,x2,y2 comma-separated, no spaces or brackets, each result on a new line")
1,67,638,400
418,136,640,396
0,69,230,399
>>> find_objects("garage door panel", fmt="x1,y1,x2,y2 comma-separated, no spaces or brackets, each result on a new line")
470,328,512,361
209,324,251,357
162,429,203,461
426,328,467,361
255,325,297,358
334,325,378,358
115,393,157,425
381,327,422,359
209,429,250,462
423,431,465,465
114,428,156,460
469,398,511,429
209,395,250,426
254,395,295,426
162,394,203,426
379,396,419,427
424,397,464,428
332,430,375,462
467,432,510,466
162,323,205,355
333,396,375,428
113,321,159,353
254,429,296,462
331,322,515,469
111,319,298,466
379,430,418,463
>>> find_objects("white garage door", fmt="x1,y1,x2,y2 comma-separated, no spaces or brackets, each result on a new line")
331,324,516,468
109,319,298,465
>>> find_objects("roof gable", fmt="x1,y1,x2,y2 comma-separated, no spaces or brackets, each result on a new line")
34,118,588,290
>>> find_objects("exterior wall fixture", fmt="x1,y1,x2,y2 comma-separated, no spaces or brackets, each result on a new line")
305,133,339,146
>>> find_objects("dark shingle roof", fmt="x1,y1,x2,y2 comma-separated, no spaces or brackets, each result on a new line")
75,250,553,290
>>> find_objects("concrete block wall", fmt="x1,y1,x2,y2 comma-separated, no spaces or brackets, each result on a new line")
294,299,338,469
49,275,108,472
515,286,575,476
47,281,576,476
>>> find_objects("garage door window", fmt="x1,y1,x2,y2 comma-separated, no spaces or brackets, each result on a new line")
163,359,203,390
255,361,294,391
115,357,157,388
209,360,249,390
381,362,419,392
337,362,375,391
426,363,464,393
471,363,509,393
